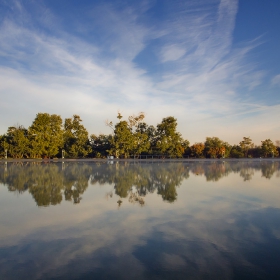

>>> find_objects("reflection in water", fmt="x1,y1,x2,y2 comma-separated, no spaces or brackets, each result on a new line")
0,162,91,206
0,160,280,279
0,161,279,207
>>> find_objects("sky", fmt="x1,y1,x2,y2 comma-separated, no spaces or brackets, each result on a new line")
0,0,279,145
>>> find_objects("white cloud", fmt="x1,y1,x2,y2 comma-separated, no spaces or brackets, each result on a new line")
271,74,280,86
160,44,186,62
0,0,278,144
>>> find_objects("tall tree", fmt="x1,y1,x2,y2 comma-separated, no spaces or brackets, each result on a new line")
261,139,278,157
0,134,9,158
108,119,133,158
107,112,149,158
5,126,29,158
204,137,226,158
131,130,150,157
239,137,254,157
29,113,63,158
143,124,157,154
64,115,92,158
276,140,280,158
155,116,188,157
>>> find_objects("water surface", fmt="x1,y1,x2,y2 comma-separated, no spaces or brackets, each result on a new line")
0,160,280,279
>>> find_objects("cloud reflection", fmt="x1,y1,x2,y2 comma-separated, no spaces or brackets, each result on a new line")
0,161,280,279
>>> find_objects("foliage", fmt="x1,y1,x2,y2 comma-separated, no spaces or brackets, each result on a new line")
29,113,63,158
261,139,278,157
129,113,150,157
90,134,112,158
5,126,29,158
239,137,254,158
190,143,205,158
131,127,150,157
250,146,262,158
108,120,133,158
1,111,280,159
155,116,188,157
64,115,92,157
204,137,226,158
107,112,150,158
230,145,244,158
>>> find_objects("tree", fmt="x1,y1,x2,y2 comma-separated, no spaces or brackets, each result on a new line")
1,134,10,158
29,113,63,158
276,140,280,158
90,134,112,158
63,115,92,158
261,139,278,157
239,137,254,158
142,124,157,154
250,146,262,158
128,113,150,157
190,143,205,158
155,116,188,157
230,145,244,158
128,121,152,157
108,119,133,158
107,112,149,158
5,126,29,158
204,137,226,158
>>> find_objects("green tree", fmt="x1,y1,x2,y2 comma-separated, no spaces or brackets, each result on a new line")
155,116,188,157
128,113,150,157
5,126,29,158
261,139,278,157
64,115,92,157
140,124,157,154
29,113,64,158
90,134,112,158
239,137,254,157
107,112,149,158
230,145,244,158
0,134,9,158
204,137,226,158
108,119,133,158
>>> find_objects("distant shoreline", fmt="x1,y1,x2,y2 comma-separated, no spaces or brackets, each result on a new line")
0,158,279,163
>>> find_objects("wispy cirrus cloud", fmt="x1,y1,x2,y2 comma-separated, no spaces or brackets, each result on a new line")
0,0,278,143
271,74,280,86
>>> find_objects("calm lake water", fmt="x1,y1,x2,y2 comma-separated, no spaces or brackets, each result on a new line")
0,160,280,280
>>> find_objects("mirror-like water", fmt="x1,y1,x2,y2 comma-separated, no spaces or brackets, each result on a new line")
0,160,280,280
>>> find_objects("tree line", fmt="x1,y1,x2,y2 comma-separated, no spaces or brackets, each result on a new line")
0,112,279,159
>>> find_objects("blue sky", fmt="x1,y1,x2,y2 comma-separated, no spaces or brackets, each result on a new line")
0,0,279,144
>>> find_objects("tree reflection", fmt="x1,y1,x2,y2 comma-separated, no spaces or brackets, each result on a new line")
63,164,92,204
152,164,189,202
89,162,190,204
261,162,279,179
0,160,279,207
188,161,232,181
0,162,90,206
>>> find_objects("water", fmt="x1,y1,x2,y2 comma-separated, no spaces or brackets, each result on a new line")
0,160,280,280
